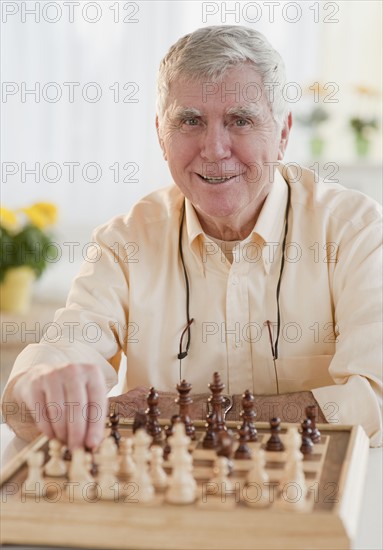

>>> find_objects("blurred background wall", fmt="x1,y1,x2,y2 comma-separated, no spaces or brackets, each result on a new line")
1,0,382,301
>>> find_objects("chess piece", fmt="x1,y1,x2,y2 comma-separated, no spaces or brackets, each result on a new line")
208,372,227,437
96,438,119,501
44,439,67,477
150,445,168,489
132,410,147,433
281,426,303,486
176,380,196,440
207,456,233,496
278,427,309,512
306,405,321,443
23,451,44,497
241,390,258,442
163,415,181,460
300,418,314,455
216,429,235,460
166,423,196,504
68,448,95,501
244,448,270,508
202,413,218,449
109,411,121,448
63,448,72,461
119,437,136,477
234,423,252,460
146,387,162,444
131,429,155,502
265,417,285,452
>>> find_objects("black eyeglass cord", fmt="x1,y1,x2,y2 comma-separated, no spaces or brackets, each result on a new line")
177,177,291,380
273,179,291,360
177,203,194,380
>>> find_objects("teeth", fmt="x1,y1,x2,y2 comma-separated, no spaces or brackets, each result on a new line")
201,175,233,183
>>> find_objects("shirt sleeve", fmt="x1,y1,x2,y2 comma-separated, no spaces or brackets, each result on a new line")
1,222,132,399
312,214,383,447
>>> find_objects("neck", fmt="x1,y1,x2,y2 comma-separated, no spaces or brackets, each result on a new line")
195,200,266,241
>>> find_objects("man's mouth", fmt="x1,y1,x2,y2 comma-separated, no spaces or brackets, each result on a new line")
197,174,240,184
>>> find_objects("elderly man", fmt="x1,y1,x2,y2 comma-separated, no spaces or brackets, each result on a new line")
2,26,382,449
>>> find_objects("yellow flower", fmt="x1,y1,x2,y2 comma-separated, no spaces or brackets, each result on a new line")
0,207,18,230
32,202,58,225
20,202,58,229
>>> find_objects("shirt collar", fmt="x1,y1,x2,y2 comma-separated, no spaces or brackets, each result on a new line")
253,166,289,274
183,165,289,274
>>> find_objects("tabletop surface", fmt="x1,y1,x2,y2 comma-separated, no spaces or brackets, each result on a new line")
0,423,382,550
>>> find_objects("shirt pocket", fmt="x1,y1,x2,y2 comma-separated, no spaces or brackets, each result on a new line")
275,355,334,393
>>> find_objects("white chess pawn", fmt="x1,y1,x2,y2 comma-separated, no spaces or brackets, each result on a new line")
131,429,154,503
67,448,94,501
44,439,67,477
278,427,309,512
119,437,136,477
23,451,44,497
96,437,120,501
166,423,196,504
150,445,168,489
281,426,303,486
209,456,234,494
244,448,271,508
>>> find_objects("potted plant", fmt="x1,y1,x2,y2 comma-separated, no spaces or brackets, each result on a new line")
0,202,58,313
296,106,330,158
349,117,378,157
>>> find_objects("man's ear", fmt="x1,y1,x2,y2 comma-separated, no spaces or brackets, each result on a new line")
277,112,292,160
156,115,167,161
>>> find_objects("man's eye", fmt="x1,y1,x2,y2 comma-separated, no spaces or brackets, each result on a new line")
235,118,250,127
183,118,199,126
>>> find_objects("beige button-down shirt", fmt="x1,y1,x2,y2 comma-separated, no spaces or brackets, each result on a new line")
3,166,382,445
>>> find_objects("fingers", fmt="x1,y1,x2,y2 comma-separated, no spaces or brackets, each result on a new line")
13,363,108,450
84,367,108,450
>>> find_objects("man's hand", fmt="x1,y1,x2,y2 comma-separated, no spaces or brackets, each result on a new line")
12,363,108,450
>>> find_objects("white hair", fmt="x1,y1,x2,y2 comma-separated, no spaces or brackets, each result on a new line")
157,25,289,130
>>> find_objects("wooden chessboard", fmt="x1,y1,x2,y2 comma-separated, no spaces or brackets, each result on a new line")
0,421,369,550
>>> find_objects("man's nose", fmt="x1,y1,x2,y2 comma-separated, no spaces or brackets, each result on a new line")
200,123,231,162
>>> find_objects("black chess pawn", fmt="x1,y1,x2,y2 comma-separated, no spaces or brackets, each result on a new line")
202,413,218,449
300,418,314,455
63,448,72,461
146,387,162,444
265,417,285,452
216,429,235,459
234,423,252,460
109,411,121,448
306,405,321,443
132,410,147,433
241,389,258,442
85,447,98,477
176,380,196,440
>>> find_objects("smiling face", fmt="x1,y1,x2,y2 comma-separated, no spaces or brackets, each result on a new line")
157,64,291,239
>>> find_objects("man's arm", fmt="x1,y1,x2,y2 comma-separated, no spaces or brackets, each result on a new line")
1,224,129,448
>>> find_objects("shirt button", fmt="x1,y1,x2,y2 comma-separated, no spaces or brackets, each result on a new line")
231,276,239,285
234,341,242,349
